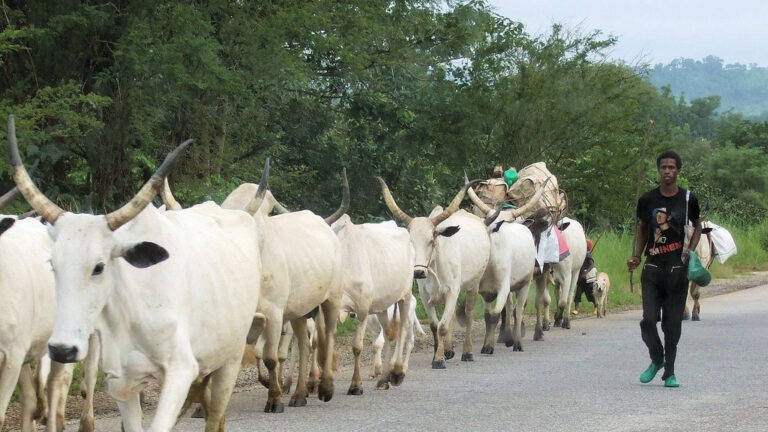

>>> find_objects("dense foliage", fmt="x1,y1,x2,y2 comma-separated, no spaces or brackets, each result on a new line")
649,56,768,120
1,1,765,228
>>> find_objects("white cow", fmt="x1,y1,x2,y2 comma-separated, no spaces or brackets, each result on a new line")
367,294,425,381
533,217,587,338
331,213,415,393
9,119,264,432
0,212,57,432
221,180,344,413
0,184,98,432
378,178,490,369
466,183,545,353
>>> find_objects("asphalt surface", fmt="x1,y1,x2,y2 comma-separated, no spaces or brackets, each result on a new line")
92,284,768,432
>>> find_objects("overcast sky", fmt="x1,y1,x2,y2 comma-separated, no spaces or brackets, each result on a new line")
489,0,768,67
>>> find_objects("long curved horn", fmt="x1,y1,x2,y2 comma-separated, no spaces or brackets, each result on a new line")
376,177,413,226
161,177,182,210
506,177,552,219
272,199,290,214
484,205,503,226
324,168,350,225
430,180,481,226
105,139,192,230
464,172,493,215
7,115,66,224
245,158,270,215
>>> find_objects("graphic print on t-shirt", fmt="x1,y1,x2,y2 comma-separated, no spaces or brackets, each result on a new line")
650,207,682,256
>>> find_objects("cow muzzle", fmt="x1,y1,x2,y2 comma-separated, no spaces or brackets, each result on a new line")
413,265,428,279
48,343,79,363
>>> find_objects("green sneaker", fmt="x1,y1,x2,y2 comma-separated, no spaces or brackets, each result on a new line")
664,375,680,387
639,362,665,383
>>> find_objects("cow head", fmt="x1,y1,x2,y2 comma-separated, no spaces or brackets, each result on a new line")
377,177,473,279
7,115,190,363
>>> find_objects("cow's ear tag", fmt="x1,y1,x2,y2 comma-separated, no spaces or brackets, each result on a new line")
0,218,15,236
121,241,170,268
439,225,460,237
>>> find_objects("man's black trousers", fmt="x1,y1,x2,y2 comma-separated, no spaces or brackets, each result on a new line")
639,262,688,378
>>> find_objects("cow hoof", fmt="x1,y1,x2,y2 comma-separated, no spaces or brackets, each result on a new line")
553,319,562,327
264,402,285,413
318,384,334,402
692,315,700,321
481,346,494,355
432,359,446,369
543,323,551,331
289,396,307,407
562,319,571,329
504,338,514,348
513,343,523,352
191,406,205,418
375,380,390,390
79,416,95,432
389,371,405,386
461,353,474,362
534,329,544,341
307,381,318,394
347,386,364,395
682,312,691,320
444,350,455,360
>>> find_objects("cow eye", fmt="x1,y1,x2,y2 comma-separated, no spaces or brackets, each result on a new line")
92,262,105,276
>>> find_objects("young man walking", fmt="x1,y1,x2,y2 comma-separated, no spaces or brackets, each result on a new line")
627,151,701,387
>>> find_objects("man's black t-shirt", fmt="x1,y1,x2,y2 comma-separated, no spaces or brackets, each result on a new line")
636,187,700,266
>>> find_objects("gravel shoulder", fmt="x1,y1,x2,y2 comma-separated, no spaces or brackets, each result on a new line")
7,271,768,431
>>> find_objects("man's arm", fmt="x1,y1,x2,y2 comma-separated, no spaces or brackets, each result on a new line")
627,220,648,272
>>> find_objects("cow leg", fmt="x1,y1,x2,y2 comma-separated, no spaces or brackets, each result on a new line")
18,363,38,432
348,312,369,395
203,361,240,432
402,305,418,375
32,357,49,425
147,358,198,432
306,319,320,395
374,311,394,390
482,302,499,354
289,319,310,407
460,289,477,362
534,275,549,341
498,295,515,348
388,296,411,386
0,353,24,431
512,282,531,351
691,283,702,321
277,323,294,393
317,300,339,402
260,311,285,413
45,360,73,432
496,305,507,343
116,394,143,432
78,333,100,432
561,268,579,330
369,320,385,379
423,300,445,369
444,316,456,360
281,331,297,394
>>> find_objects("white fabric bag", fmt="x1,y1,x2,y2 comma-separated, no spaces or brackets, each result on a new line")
709,222,738,264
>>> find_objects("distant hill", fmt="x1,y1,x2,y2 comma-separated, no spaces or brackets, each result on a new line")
647,56,768,120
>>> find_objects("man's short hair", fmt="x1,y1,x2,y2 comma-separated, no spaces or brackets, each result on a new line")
656,151,682,169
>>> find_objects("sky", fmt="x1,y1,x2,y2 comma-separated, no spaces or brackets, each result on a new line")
489,0,768,67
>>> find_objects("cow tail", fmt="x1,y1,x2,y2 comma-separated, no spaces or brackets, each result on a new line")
386,302,400,342
314,308,328,372
456,295,468,328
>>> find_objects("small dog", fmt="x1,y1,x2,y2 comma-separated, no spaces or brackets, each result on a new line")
593,272,610,318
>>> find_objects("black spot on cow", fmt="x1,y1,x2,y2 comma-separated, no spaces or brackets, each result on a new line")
122,242,170,268
439,225,460,237
0,217,15,237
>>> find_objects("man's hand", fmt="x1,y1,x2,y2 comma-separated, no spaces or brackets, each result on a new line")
681,249,690,265
627,256,640,272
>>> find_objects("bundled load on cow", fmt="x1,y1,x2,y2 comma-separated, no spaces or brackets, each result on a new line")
506,162,567,222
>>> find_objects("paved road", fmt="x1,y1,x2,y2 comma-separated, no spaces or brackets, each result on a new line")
95,285,768,432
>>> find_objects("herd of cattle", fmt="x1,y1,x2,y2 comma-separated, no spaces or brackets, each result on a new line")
2,114,607,432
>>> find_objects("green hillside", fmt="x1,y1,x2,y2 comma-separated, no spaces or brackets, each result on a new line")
648,56,768,120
